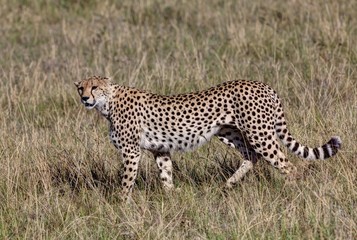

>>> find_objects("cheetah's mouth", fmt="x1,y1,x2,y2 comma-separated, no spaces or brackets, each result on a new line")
84,102,96,109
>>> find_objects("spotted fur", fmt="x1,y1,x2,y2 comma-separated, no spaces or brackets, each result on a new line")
75,76,342,200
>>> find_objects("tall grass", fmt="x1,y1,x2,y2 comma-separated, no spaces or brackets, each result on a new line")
0,0,356,239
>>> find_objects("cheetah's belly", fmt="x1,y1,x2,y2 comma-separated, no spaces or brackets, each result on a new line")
139,126,221,152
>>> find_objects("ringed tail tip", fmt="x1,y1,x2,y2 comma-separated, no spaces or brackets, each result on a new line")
329,136,342,149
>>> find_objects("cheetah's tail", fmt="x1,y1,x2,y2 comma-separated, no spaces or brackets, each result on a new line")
275,118,342,160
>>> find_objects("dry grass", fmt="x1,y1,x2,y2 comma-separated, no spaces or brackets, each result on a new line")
0,0,356,239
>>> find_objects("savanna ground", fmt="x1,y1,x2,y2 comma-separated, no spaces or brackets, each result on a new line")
0,0,356,239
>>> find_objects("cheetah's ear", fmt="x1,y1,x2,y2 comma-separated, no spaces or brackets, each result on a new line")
103,76,111,82
101,77,113,85
74,81,80,87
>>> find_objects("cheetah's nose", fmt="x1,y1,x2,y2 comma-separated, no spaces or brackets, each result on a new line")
82,96,89,101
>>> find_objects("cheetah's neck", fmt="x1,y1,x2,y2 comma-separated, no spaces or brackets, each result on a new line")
96,103,109,119
94,85,115,119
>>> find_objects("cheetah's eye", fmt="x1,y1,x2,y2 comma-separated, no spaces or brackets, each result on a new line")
78,87,83,94
92,86,98,91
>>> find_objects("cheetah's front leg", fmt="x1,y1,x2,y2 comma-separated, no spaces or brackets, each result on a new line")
153,152,174,191
120,146,141,201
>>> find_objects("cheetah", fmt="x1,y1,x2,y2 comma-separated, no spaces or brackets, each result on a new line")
75,76,341,200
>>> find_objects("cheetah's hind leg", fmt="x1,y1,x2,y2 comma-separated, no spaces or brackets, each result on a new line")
216,126,259,189
245,129,298,179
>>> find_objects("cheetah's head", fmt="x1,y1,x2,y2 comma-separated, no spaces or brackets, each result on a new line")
74,76,111,110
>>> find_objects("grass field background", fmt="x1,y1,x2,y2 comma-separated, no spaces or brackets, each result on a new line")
0,0,356,239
